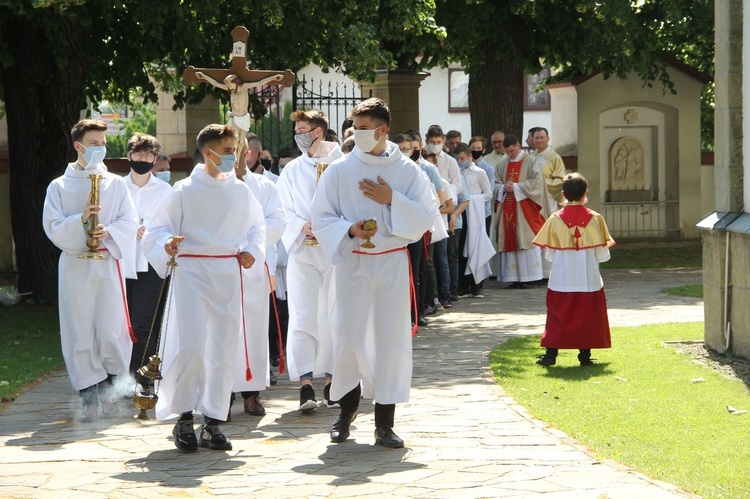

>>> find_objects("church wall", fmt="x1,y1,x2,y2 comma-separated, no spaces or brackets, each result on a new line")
575,68,704,238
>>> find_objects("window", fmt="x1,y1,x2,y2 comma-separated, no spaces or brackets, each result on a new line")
448,68,469,113
524,69,551,111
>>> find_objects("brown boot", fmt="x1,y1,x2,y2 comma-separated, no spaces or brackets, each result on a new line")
243,395,266,416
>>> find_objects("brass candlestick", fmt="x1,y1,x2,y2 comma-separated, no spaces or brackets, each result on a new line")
79,174,106,259
360,218,377,249
304,161,330,247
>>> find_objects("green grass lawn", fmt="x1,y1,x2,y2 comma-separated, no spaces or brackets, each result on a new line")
0,303,63,400
663,284,703,298
490,322,750,499
602,246,702,269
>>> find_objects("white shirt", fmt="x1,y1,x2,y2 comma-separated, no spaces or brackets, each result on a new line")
125,173,172,273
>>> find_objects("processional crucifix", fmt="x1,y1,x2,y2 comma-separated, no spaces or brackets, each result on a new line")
183,26,295,174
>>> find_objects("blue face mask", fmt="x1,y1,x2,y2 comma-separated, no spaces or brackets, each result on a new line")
210,149,237,173
155,171,171,183
458,159,470,170
80,144,106,168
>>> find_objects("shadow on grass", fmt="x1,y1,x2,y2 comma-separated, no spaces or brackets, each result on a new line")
538,363,615,380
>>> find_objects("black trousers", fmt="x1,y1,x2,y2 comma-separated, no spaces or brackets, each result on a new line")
407,236,424,319
126,265,169,379
268,292,288,362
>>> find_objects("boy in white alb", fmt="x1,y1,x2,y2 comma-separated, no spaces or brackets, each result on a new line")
142,124,265,452
42,119,138,423
276,110,343,411
312,98,438,448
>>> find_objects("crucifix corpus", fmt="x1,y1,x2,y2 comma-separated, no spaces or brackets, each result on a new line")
183,26,295,174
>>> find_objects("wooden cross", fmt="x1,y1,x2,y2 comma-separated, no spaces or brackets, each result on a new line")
624,108,639,124
183,26,295,87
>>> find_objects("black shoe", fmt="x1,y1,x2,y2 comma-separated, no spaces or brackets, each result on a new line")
533,278,549,287
536,355,556,366
198,424,232,450
270,355,280,368
330,410,357,443
270,370,277,385
374,427,404,448
173,421,198,452
417,316,428,327
519,283,532,289
580,359,597,366
450,293,460,301
507,282,521,289
299,384,317,412
424,304,437,316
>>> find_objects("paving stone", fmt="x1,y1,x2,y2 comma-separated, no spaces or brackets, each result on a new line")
0,269,702,497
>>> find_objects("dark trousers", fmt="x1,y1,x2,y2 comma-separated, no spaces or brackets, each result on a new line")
126,265,169,382
447,228,461,294
420,243,437,309
268,292,288,363
407,237,424,319
337,383,396,429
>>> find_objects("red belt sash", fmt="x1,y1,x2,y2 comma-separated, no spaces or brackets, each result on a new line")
179,253,253,381
353,247,419,337
265,262,286,375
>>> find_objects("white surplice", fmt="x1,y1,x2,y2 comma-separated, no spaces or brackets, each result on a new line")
42,163,138,391
311,142,438,404
232,172,287,393
124,173,172,275
142,165,265,421
276,143,343,380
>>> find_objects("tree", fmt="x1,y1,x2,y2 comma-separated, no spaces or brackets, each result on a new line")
411,0,713,144
0,0,444,303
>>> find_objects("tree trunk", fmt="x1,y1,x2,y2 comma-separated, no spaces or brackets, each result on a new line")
3,15,87,304
468,41,525,143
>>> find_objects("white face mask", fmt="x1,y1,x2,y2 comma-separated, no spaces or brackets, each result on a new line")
353,129,381,153
80,144,106,169
155,171,171,183
426,143,443,155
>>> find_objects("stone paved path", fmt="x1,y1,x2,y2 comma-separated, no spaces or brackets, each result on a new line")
0,268,704,498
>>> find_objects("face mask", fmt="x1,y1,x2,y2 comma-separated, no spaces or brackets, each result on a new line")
353,129,381,153
401,150,412,159
426,143,443,155
458,160,470,170
80,144,106,168
260,158,272,170
470,150,483,161
294,130,317,153
130,159,154,175
155,171,171,183
210,149,236,173
410,150,421,162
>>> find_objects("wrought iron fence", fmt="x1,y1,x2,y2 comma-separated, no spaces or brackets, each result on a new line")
601,199,681,239
247,85,284,155
292,75,372,142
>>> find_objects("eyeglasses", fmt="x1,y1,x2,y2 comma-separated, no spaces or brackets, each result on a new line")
131,151,156,161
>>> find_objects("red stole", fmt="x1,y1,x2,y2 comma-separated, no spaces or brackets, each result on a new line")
502,160,545,251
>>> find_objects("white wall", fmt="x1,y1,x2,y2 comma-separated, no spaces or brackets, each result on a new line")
288,64,552,143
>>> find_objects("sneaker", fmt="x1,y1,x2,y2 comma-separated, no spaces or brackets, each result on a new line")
320,383,340,408
269,370,277,385
457,291,472,299
198,424,232,450
450,293,460,301
424,303,437,316
243,395,266,416
173,420,198,452
270,355,280,368
440,301,452,309
434,298,444,311
81,403,98,423
471,291,484,298
299,384,317,412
